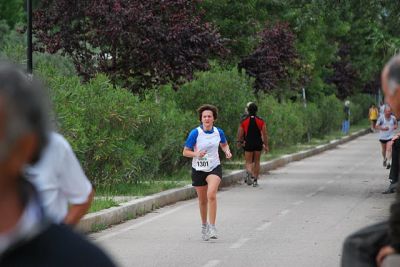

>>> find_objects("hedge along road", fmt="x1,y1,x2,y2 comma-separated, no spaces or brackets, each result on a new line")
89,130,393,267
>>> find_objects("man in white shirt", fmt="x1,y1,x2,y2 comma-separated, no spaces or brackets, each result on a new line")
25,132,94,225
0,62,115,266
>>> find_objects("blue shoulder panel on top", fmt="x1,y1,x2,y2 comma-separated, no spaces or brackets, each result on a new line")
217,127,227,144
184,128,199,150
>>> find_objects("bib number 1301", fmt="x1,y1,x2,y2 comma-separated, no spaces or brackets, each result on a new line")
197,160,209,168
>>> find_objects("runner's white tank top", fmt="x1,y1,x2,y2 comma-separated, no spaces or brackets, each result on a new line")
192,126,221,172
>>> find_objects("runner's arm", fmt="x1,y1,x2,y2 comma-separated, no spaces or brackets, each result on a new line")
64,189,94,225
236,125,244,148
183,147,206,158
220,143,232,159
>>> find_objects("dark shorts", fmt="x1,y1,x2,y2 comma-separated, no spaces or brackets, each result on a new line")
371,119,377,123
380,139,391,144
191,165,222,187
244,142,263,152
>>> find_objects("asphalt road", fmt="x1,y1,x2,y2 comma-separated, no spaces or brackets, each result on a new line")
91,132,394,267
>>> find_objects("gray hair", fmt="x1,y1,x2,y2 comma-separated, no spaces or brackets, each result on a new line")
0,62,50,163
387,55,400,94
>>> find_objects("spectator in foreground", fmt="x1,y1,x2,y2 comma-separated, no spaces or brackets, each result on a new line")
0,62,116,267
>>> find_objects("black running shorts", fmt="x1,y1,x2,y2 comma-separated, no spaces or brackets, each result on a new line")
244,142,263,152
379,139,391,144
191,165,222,187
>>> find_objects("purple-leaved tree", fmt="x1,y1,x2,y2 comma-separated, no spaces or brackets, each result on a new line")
34,0,225,92
238,22,297,93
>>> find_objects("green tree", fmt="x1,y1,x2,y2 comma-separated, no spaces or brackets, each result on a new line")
0,0,24,28
199,0,268,60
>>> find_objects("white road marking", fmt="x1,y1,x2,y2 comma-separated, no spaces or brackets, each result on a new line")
292,200,304,206
327,180,334,184
256,221,272,231
95,202,196,241
317,186,325,191
278,209,290,216
230,238,251,249
202,260,221,267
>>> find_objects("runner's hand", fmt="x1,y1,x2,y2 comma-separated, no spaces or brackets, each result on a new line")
263,144,269,153
197,150,207,158
225,150,232,159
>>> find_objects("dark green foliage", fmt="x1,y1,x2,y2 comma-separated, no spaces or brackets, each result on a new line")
349,94,375,124
199,0,268,60
0,0,24,28
316,95,343,135
258,95,305,148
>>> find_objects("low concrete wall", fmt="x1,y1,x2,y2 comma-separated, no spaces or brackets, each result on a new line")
78,128,370,233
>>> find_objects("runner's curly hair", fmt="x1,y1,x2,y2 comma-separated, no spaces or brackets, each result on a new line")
197,104,218,122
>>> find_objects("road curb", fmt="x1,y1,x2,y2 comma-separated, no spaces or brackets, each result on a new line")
78,128,370,233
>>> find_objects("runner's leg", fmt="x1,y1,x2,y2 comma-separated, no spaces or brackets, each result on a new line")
195,185,208,224
252,151,262,179
206,174,221,225
245,151,254,175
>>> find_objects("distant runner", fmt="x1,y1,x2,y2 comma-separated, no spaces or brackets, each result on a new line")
369,104,379,132
183,104,232,241
376,105,397,168
237,102,269,187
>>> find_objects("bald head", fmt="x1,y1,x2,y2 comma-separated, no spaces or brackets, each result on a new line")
382,55,400,117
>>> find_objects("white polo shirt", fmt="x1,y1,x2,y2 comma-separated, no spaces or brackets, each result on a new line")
25,132,92,223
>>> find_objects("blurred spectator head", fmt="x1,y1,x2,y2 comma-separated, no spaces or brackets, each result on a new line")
0,62,49,187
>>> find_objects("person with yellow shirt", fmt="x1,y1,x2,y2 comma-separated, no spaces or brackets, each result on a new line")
369,103,379,132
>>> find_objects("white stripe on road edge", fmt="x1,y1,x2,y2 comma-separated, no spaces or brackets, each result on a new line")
202,260,221,267
327,180,334,184
256,221,272,231
95,202,196,241
230,238,251,249
278,209,290,217
292,200,304,206
317,186,325,191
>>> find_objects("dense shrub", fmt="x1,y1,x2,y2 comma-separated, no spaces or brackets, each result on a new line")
349,94,374,123
316,94,343,135
301,102,323,139
48,75,152,186
48,74,198,186
258,95,306,148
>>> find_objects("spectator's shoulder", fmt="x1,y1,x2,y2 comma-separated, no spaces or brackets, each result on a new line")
43,224,116,266
4,224,116,267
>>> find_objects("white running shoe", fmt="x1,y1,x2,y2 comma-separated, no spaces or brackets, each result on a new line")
202,224,209,241
208,225,218,239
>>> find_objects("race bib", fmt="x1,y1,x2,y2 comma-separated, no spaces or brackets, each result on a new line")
195,154,213,171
